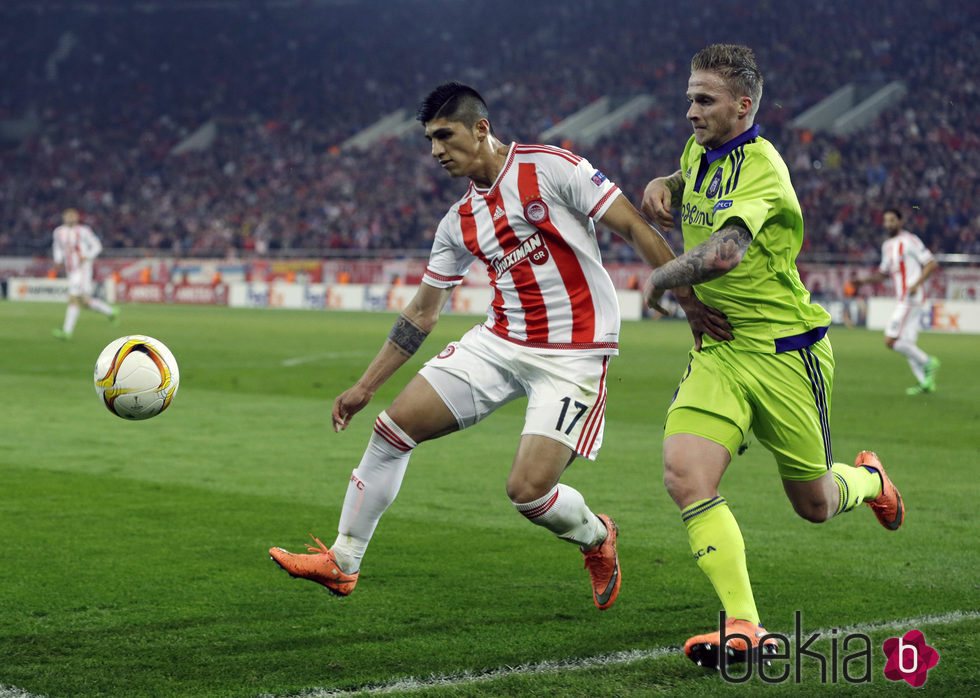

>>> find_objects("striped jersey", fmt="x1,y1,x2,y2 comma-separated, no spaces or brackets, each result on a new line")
424,142,622,355
52,224,102,272
878,230,934,302
677,124,831,354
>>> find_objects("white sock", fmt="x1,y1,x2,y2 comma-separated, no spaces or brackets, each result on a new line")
332,411,416,573
513,484,605,549
88,298,114,315
893,341,928,382
63,304,80,333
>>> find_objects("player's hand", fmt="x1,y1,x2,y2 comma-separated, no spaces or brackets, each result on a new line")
641,178,675,231
641,273,670,316
673,288,732,351
332,384,374,432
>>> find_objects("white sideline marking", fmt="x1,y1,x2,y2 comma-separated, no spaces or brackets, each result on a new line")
0,688,44,698
281,351,369,367
5,611,974,697
266,610,980,697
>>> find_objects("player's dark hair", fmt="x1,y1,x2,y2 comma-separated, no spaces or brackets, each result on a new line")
692,44,764,115
884,207,903,219
416,82,492,132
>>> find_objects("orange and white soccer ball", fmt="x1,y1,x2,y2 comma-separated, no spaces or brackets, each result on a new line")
94,335,180,420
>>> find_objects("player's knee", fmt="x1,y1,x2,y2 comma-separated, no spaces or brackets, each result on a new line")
505,483,534,504
505,473,551,504
662,459,697,508
790,497,834,523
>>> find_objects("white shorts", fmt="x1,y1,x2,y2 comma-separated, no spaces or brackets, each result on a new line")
67,263,95,297
418,325,610,460
885,300,924,344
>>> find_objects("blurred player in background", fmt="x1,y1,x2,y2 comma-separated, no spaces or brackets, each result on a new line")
51,208,118,339
270,81,729,609
640,44,905,669
852,208,940,394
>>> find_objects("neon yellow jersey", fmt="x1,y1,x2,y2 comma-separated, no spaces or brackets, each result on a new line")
678,125,831,353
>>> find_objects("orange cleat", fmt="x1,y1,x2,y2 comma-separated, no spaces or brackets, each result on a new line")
685,617,779,669
269,535,359,597
855,451,904,530
582,514,621,610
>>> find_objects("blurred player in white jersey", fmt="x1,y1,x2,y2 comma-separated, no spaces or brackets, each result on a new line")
270,82,730,608
51,208,118,339
853,208,940,394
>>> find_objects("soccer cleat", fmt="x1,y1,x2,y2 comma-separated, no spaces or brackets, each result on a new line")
905,383,934,395
109,307,121,326
52,328,72,340
269,535,359,597
582,514,621,610
684,617,779,669
922,356,941,390
854,451,904,530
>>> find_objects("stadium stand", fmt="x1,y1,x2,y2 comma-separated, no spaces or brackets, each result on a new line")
0,0,976,259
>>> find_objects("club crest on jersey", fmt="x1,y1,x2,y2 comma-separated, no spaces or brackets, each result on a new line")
706,168,724,198
492,231,550,276
523,198,550,224
591,170,607,186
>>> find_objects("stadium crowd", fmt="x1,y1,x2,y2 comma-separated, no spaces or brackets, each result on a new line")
0,0,976,260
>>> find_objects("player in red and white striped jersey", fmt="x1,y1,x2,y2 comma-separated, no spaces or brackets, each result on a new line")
853,208,940,393
425,141,626,352
51,208,118,339
269,83,730,606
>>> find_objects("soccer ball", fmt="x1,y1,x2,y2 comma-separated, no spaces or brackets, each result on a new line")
94,335,180,420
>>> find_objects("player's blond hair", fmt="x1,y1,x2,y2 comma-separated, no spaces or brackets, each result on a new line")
692,44,764,117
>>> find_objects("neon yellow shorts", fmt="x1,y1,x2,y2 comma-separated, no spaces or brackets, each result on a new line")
664,336,836,481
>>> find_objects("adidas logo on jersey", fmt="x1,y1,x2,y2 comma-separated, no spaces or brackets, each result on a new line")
492,206,506,221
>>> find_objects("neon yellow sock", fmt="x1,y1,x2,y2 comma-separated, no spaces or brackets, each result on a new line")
830,462,882,514
682,497,759,626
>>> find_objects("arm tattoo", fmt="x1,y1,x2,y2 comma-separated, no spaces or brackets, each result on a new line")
651,223,752,289
387,315,429,357
664,171,685,201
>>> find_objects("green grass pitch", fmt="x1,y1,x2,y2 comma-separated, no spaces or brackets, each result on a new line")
0,301,977,697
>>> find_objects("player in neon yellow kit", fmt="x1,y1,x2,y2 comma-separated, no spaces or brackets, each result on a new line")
641,44,905,670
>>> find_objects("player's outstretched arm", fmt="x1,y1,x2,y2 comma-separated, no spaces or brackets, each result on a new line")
599,195,731,344
852,271,886,288
332,282,454,432
908,259,938,296
598,194,676,313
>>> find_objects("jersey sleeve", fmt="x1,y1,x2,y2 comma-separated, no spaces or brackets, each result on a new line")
422,214,474,288
81,226,103,259
559,157,621,220
51,229,65,264
909,234,935,266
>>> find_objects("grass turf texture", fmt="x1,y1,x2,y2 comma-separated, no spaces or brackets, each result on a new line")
0,301,977,697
